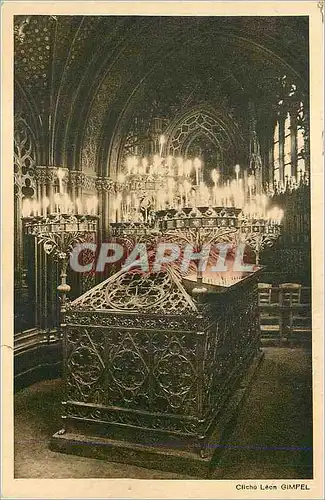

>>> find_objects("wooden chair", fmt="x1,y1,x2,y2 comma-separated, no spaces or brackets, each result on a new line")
279,283,311,345
258,283,281,344
279,282,301,306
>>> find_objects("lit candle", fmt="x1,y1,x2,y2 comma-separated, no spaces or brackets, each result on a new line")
138,163,145,175
194,157,201,186
176,157,184,177
142,157,148,174
153,154,161,176
89,195,98,215
183,179,191,206
230,179,237,206
167,156,174,177
22,199,31,218
211,169,220,205
199,184,209,205
261,194,268,217
31,199,40,216
247,175,254,200
159,135,166,157
57,168,65,194
235,164,240,184
224,183,230,207
237,178,244,207
179,185,184,209
115,193,122,222
184,159,192,178
157,189,165,210
76,198,82,215
61,193,70,214
220,185,224,207
126,195,131,216
118,172,125,184
167,177,175,206
53,193,61,213
132,156,138,175
41,196,49,217
126,157,133,175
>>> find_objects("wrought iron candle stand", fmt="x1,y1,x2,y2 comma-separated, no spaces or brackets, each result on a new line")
238,213,283,266
110,205,283,286
155,205,242,285
22,213,99,327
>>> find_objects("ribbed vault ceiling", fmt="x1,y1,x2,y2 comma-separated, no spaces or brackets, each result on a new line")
14,15,308,173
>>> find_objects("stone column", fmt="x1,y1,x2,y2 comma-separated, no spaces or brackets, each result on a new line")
278,117,285,186
70,171,85,200
100,177,115,241
290,111,298,179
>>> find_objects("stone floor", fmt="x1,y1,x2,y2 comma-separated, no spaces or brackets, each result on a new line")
14,347,313,479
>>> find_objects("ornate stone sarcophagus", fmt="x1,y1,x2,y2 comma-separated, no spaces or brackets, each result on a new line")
52,266,263,475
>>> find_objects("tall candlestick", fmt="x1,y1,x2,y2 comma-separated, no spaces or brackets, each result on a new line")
179,186,184,209
22,199,31,218
42,196,49,217
248,175,254,201
53,193,60,213
76,198,82,215
177,157,184,177
194,158,201,186
235,164,240,184
214,187,218,206
57,168,65,194
159,135,165,157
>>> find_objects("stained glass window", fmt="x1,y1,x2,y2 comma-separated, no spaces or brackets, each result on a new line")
273,93,308,185
297,102,305,178
284,112,291,179
273,122,280,183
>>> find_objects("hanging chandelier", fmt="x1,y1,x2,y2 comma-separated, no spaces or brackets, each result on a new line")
110,135,284,269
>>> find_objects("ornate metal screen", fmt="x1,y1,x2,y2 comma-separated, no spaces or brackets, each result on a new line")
60,265,261,458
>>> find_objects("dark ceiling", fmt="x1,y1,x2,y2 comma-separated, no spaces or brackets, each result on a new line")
14,15,309,174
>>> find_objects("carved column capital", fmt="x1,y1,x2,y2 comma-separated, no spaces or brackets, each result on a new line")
34,166,48,185
96,177,115,193
83,175,97,193
34,166,70,186
34,166,54,185
69,170,86,189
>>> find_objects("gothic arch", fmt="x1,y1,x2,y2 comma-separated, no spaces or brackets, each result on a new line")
83,25,305,179
165,107,243,175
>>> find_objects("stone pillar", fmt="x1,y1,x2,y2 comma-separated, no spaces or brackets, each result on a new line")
304,110,310,174
268,135,274,188
98,177,115,241
278,118,285,186
70,171,85,200
290,112,298,179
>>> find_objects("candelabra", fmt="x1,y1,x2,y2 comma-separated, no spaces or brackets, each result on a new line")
112,136,205,224
266,170,309,197
238,206,283,266
110,138,284,289
22,169,99,317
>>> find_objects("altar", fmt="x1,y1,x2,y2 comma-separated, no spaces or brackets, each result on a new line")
51,264,264,475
